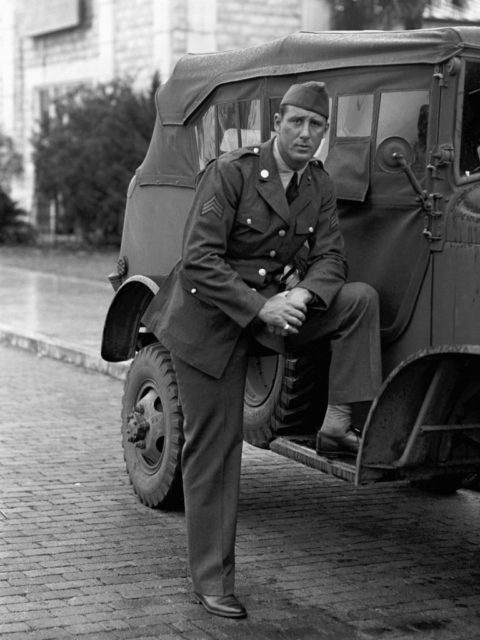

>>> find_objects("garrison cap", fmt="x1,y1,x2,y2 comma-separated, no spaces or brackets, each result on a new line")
280,81,329,119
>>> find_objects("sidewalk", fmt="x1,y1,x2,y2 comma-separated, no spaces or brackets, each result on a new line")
0,265,128,379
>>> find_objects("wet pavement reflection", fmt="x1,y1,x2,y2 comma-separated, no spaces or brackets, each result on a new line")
0,266,112,353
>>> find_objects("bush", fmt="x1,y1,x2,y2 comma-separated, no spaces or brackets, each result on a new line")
0,132,22,193
0,188,36,245
32,74,159,246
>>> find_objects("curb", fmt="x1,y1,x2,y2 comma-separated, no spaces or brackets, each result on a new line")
0,323,128,381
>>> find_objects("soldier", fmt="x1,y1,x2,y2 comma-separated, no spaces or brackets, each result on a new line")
143,81,382,618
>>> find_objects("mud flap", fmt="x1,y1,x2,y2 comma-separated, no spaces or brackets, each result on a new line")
356,345,480,485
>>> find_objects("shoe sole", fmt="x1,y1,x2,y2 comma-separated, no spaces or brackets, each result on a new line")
316,448,357,458
195,596,247,619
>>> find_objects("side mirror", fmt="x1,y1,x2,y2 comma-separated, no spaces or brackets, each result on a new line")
376,136,413,173
376,136,428,205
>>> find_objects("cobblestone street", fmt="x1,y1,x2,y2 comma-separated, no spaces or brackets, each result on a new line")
2,343,480,640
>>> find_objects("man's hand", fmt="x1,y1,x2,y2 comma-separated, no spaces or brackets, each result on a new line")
257,290,309,336
286,286,313,307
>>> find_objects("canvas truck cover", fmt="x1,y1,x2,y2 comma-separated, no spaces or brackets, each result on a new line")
156,27,480,125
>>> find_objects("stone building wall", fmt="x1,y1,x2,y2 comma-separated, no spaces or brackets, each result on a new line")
113,0,155,86
217,0,301,51
22,0,97,70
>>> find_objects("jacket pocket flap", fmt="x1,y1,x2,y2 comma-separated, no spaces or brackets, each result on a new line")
236,212,269,233
295,216,317,235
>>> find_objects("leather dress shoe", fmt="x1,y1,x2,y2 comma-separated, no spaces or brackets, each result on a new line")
316,428,360,457
194,593,247,619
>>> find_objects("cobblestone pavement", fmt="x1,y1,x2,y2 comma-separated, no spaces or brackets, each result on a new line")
2,344,480,640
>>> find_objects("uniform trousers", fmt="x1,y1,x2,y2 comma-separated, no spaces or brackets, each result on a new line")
171,281,381,595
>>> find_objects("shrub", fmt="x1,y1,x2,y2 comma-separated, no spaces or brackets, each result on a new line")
0,188,36,245
0,132,22,194
32,74,159,246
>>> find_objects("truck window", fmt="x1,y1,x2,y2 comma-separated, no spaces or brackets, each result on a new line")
195,100,261,169
195,105,216,169
459,60,480,177
376,90,430,177
337,94,373,137
238,100,262,147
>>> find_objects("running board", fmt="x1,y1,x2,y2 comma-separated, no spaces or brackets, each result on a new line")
269,437,356,483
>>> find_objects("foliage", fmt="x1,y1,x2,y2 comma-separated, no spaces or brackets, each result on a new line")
0,187,36,245
0,188,22,231
0,132,23,194
32,73,159,245
330,0,466,30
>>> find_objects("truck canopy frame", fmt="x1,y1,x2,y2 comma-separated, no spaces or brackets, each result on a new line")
157,27,480,125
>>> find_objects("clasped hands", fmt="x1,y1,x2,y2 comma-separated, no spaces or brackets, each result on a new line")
257,287,312,336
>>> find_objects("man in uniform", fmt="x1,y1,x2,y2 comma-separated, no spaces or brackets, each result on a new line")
143,81,382,618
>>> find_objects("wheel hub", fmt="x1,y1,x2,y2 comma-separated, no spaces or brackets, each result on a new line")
126,389,166,463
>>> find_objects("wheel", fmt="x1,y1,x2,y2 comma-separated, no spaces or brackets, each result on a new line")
121,343,184,509
243,348,330,448
243,353,285,447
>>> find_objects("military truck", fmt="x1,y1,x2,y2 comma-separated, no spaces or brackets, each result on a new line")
101,27,480,508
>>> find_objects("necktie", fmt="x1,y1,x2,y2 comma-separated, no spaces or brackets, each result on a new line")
285,171,299,205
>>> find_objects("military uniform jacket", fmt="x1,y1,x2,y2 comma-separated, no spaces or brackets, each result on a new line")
142,138,348,379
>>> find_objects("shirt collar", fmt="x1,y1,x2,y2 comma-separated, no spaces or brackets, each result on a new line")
273,137,308,188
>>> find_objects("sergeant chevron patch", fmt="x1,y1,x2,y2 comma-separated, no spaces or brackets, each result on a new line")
329,210,339,230
201,195,224,218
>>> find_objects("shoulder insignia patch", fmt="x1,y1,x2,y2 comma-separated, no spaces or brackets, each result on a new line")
201,195,224,219
330,210,339,231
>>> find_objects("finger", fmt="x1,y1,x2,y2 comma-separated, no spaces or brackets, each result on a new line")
287,300,308,314
280,322,299,335
288,309,306,323
288,317,304,329
279,316,302,331
282,326,299,336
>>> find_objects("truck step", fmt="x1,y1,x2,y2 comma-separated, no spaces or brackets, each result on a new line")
269,436,356,483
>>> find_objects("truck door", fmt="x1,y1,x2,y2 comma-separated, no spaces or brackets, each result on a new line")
324,68,434,377
430,57,480,348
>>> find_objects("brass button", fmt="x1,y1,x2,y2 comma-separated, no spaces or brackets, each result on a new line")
190,288,197,294
253,147,259,153
269,250,277,258
246,218,252,225
308,226,314,233
258,268,267,277
278,229,286,237
260,169,269,179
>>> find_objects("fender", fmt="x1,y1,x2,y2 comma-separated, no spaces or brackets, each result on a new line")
101,275,165,362
357,345,480,485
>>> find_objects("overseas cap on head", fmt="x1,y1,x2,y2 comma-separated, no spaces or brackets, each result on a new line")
280,81,329,119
